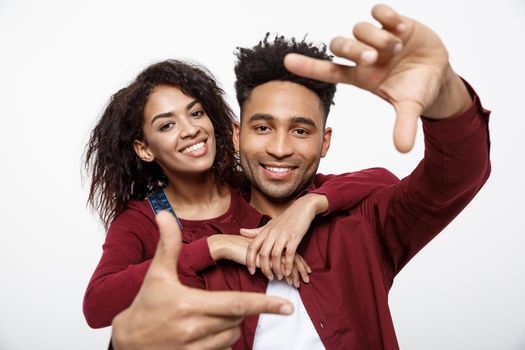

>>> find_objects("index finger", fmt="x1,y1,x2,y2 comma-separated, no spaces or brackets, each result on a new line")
284,53,357,85
191,289,293,317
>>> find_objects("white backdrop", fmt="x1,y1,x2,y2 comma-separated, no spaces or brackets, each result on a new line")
0,0,523,349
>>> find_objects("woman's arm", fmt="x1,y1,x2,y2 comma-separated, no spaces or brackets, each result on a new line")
83,210,209,329
242,169,395,280
208,234,311,287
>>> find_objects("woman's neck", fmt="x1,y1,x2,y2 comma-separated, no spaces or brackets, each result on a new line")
163,173,230,220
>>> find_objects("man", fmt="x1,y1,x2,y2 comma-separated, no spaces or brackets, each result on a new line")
112,4,490,349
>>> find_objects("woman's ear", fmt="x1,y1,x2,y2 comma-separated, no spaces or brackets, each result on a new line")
133,139,155,162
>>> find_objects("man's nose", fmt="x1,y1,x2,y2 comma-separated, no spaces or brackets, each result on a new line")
266,131,293,159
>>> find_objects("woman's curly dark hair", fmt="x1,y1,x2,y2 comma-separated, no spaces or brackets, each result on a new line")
234,33,337,120
84,59,241,229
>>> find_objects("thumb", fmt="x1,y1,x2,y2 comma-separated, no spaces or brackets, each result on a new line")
240,227,260,238
146,211,183,283
393,101,422,153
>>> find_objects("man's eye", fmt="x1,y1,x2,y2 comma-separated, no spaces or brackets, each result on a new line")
159,122,175,131
255,125,270,133
190,110,205,118
293,128,309,136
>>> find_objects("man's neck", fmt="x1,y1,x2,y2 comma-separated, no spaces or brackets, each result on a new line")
248,188,295,218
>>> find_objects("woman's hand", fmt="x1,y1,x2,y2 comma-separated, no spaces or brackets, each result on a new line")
208,234,311,287
240,193,327,281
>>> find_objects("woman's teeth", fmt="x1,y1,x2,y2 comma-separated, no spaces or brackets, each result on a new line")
181,141,205,154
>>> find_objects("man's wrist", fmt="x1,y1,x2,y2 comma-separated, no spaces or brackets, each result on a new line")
423,65,472,120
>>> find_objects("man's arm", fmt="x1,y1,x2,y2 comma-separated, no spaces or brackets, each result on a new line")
284,5,490,275
362,89,490,275
111,212,293,350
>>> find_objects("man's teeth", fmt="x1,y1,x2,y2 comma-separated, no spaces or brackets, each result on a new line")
264,166,291,173
182,142,205,154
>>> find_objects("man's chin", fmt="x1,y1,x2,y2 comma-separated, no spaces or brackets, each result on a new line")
256,182,301,203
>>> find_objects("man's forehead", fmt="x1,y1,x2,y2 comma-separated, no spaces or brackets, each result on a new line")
240,81,323,123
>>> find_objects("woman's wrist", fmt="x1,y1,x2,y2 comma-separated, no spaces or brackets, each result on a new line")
207,235,226,261
302,193,329,216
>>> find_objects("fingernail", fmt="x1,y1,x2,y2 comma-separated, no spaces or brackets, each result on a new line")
280,304,293,314
294,281,300,288
361,50,377,64
277,273,283,280
305,276,310,283
397,23,407,33
392,42,402,54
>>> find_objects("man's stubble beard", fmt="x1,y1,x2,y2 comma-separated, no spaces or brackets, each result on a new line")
239,155,319,204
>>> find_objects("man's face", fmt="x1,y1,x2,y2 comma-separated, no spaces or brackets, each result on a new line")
234,81,332,203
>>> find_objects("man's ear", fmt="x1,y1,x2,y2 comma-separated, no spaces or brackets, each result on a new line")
233,122,241,153
133,139,155,162
321,127,332,158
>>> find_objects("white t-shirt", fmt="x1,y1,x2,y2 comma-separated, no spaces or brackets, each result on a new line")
252,279,326,350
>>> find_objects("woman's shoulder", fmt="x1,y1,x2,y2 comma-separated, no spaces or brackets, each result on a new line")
110,198,156,232
103,198,159,254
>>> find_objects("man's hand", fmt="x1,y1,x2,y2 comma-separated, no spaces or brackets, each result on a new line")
284,4,472,152
111,211,293,350
240,193,325,281
208,234,311,287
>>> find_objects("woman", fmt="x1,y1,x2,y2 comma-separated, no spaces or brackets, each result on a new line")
83,59,345,330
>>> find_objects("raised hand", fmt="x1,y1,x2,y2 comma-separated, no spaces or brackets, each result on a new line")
284,4,472,152
111,211,293,350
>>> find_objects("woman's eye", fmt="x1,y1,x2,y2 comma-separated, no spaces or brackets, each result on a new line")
159,122,175,131
190,110,205,118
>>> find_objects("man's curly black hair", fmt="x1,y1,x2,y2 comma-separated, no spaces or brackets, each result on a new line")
234,33,336,121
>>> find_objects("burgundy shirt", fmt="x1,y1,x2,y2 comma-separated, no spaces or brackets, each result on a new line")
84,90,490,349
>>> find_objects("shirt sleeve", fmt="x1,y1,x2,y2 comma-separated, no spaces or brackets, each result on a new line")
82,207,216,329
310,169,400,215
361,83,491,277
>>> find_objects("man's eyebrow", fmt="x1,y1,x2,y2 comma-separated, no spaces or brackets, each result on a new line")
248,113,274,123
291,116,316,128
151,99,200,125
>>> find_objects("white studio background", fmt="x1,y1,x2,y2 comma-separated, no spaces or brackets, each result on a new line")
0,0,523,349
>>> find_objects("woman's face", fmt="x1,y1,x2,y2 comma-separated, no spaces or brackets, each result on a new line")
134,85,216,178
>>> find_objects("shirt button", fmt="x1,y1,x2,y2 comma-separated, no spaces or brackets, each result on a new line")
320,322,324,328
